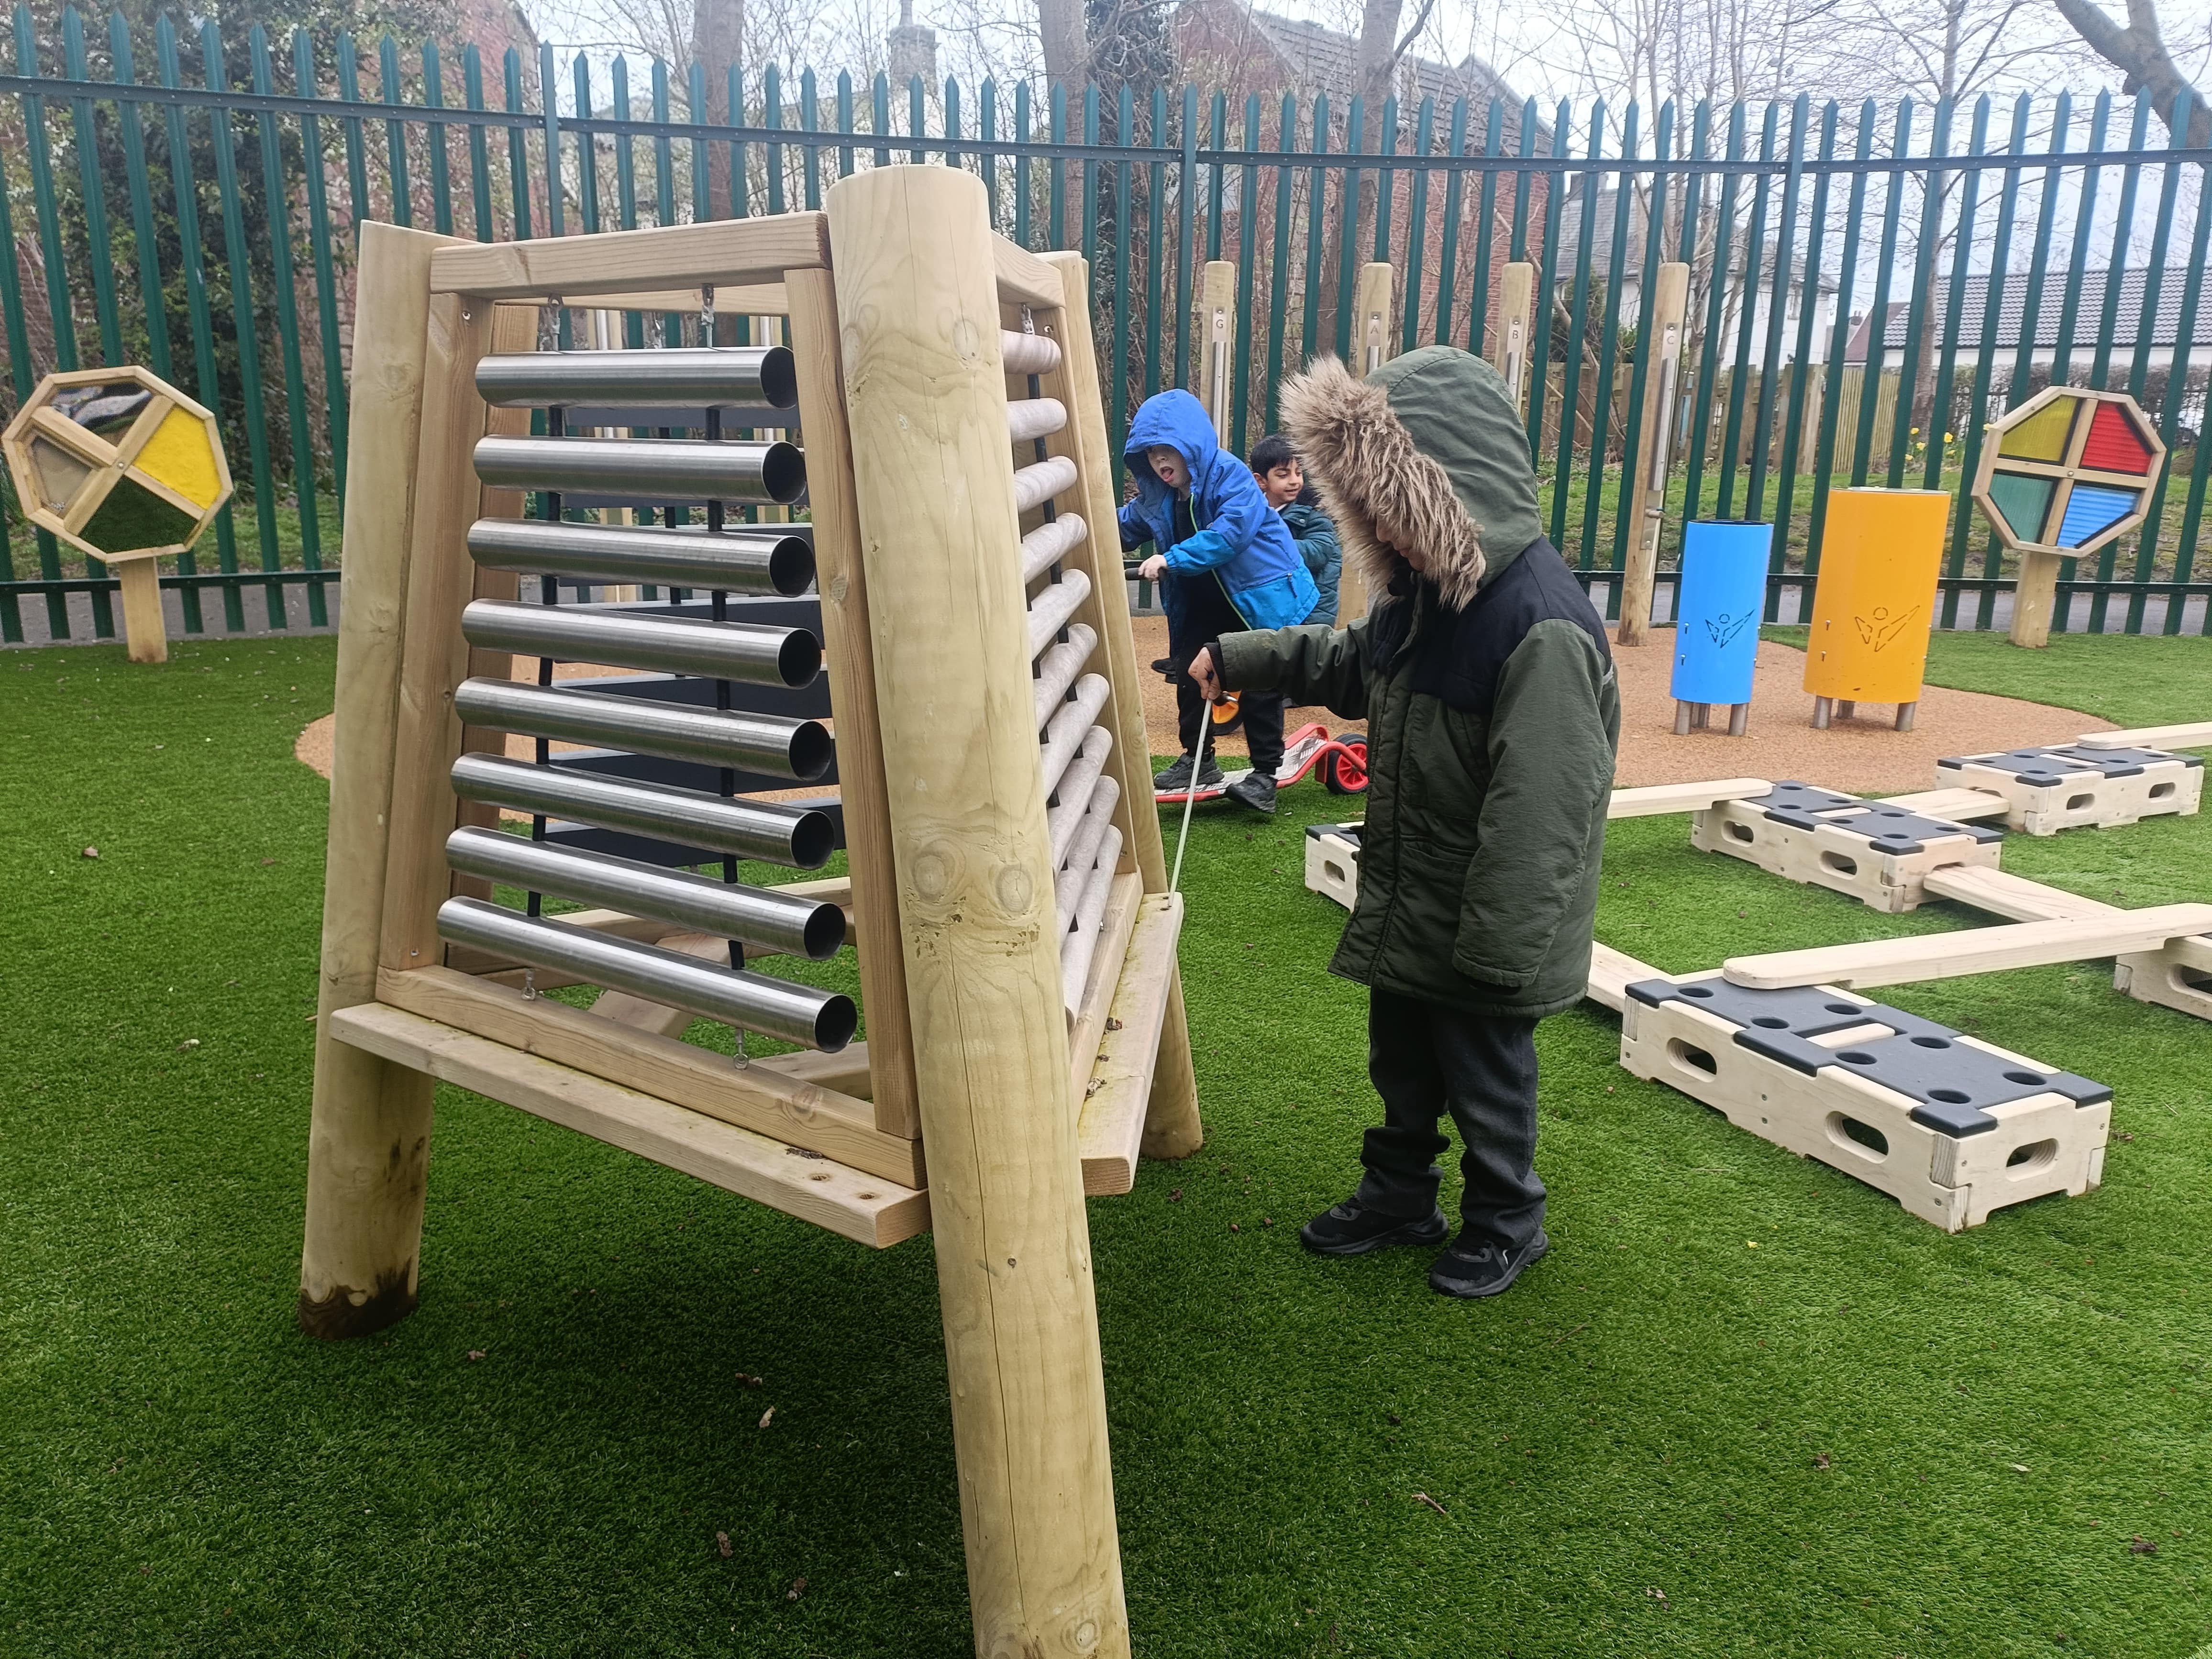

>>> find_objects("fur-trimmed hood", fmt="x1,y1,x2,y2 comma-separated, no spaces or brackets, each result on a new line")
1280,346,1543,613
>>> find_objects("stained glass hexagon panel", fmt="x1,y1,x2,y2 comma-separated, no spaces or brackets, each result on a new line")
1,365,231,562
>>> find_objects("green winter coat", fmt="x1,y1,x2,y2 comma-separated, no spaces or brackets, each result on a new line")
1217,347,1622,1019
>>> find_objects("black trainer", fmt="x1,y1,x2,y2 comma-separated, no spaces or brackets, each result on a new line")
1154,753,1226,794
1226,770,1277,813
1428,1229,1549,1298
1299,1199,1450,1257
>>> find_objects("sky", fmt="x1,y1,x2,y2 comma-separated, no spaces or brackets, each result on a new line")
518,0,2212,109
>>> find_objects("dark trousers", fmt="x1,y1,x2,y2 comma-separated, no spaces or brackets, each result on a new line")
1354,987,1546,1249
1166,571,1286,773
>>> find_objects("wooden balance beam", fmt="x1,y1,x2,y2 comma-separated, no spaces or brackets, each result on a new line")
1721,903,2212,990
2075,721,2212,751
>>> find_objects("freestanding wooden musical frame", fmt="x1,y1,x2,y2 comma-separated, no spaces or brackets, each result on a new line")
299,168,1199,1656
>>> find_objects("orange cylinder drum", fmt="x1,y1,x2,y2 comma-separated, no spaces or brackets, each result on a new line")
1803,488,1950,706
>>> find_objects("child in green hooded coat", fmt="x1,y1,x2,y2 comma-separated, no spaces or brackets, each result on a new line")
1187,348,1621,1299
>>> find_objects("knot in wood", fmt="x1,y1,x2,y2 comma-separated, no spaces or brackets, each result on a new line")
993,861,1036,917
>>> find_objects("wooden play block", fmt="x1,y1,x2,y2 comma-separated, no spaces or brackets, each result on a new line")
1691,781,2003,913
1934,744,2202,835
1304,822,1361,910
1618,975,2109,1232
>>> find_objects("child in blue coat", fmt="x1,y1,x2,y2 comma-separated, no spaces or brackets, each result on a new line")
1118,390,1317,812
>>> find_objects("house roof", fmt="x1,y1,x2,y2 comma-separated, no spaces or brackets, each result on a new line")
1555,179,1836,293
1189,3,1547,148
1844,269,2212,361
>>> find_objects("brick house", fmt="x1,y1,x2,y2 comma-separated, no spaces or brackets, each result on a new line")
1172,0,1548,378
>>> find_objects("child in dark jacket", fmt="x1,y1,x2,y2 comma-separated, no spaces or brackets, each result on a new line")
1118,390,1318,813
1250,432,1343,624
1187,349,1621,1299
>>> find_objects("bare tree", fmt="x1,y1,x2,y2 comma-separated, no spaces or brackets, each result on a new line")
1037,0,1085,97
2052,0,2212,144
694,0,743,219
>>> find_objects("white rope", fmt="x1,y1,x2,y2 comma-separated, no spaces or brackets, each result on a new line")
1169,667,1214,895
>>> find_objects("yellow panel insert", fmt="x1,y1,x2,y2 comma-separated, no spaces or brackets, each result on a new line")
1996,395,2078,463
131,405,221,509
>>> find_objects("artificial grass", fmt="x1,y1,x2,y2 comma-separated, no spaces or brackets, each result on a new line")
3,630,2210,1657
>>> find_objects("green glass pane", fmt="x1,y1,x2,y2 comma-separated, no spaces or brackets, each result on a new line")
50,381,154,440
1987,471,2057,544
1996,396,2078,462
79,474,198,553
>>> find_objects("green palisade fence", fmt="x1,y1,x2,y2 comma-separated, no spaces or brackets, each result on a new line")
2,10,2208,641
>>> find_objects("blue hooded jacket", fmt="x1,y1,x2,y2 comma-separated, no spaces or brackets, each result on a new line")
1116,390,1318,631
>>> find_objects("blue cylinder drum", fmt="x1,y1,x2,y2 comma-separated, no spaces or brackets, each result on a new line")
1670,520,1771,734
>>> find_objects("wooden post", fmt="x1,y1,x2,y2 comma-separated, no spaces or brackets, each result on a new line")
1615,261,1689,647
1040,250,1204,1161
1356,261,1394,376
2010,553,2061,649
299,223,464,1338
111,555,167,663
784,267,923,1139
1330,263,1400,624
1199,260,1236,444
827,167,1129,1659
1492,261,1536,417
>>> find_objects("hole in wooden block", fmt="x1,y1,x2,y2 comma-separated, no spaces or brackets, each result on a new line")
1928,1087,1971,1105
1827,1113,1889,1159
1836,1051,1878,1064
1820,851,1858,876
1666,1039,1717,1079
2002,1070,2047,1087
1911,1036,1951,1050
1324,860,1348,882
1750,1016,1790,1029
2150,782,2176,800
2066,792,2095,811
2005,1139,2058,1176
1679,984,1715,998
1725,820,1755,845
2177,965,2212,994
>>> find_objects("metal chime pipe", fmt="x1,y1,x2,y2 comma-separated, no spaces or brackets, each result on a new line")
443,827,846,959
460,598,820,686
436,896,855,1049
476,346,798,409
999,331,1062,375
454,679,833,779
1020,514,1089,586
1026,570,1092,660
472,435,807,504
466,518,816,596
1012,455,1078,513
450,753,836,868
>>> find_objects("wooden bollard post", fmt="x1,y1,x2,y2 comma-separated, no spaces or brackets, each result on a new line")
1491,261,1536,418
1356,261,1394,377
826,166,1130,1659
1616,261,1689,647
1200,259,1236,445
298,222,464,1337
1333,261,1400,623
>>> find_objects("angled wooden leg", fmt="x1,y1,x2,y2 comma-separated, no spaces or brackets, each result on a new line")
299,222,469,1338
